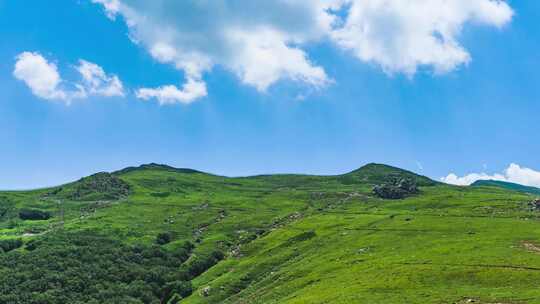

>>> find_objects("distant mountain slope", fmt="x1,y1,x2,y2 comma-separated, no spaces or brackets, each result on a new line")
471,179,540,195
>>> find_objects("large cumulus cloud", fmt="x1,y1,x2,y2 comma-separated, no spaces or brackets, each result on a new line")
92,0,513,104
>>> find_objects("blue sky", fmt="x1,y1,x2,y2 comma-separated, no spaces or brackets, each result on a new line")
1,0,540,189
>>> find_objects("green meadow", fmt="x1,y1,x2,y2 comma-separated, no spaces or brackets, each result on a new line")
1,163,540,303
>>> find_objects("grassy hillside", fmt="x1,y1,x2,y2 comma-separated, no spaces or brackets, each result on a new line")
1,163,540,303
472,179,540,196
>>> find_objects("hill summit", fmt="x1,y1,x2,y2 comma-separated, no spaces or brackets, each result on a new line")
345,163,436,186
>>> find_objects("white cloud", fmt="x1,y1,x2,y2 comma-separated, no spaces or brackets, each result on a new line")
92,0,513,103
13,52,67,100
441,163,540,188
441,172,506,186
91,0,340,104
226,28,330,91
331,0,514,75
505,163,540,188
13,52,124,103
136,77,207,105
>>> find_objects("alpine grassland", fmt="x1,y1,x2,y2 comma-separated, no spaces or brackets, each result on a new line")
1,163,540,303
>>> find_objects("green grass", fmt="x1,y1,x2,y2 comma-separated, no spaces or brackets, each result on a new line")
1,163,540,303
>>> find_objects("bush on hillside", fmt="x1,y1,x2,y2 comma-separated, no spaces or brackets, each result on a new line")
0,196,15,218
156,232,173,245
19,209,51,221
24,239,40,251
162,280,193,302
0,207,9,218
0,239,23,253
182,250,225,279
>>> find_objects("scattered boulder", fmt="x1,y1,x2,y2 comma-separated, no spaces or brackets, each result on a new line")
201,286,211,297
357,247,370,254
529,199,540,211
373,175,419,200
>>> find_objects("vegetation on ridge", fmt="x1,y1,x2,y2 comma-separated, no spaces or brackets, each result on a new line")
52,172,131,201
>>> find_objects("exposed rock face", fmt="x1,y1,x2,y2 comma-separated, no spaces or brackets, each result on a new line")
372,175,419,200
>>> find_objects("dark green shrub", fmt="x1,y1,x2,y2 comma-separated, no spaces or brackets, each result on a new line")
161,280,192,302
183,250,225,279
25,239,40,251
19,209,51,221
0,239,23,253
156,232,173,245
285,230,316,245
150,192,170,198
0,197,15,218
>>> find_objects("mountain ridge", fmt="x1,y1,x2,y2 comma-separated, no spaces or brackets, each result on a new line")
471,179,540,195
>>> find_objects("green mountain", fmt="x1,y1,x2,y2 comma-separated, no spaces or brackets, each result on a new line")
472,179,540,196
1,163,539,303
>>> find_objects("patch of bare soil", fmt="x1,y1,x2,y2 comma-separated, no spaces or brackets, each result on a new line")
522,241,540,253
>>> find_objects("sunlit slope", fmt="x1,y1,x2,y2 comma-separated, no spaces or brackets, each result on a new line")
185,185,540,304
1,163,540,303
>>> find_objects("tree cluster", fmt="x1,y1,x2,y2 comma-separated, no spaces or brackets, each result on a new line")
0,238,23,253
156,232,173,245
0,232,201,304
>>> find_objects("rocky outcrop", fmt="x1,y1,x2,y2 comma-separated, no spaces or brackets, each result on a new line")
529,199,540,211
373,175,419,200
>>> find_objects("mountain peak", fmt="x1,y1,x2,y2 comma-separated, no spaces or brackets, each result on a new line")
114,163,203,175
346,163,436,186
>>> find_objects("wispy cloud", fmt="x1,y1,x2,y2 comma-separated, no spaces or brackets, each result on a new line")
136,79,207,105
